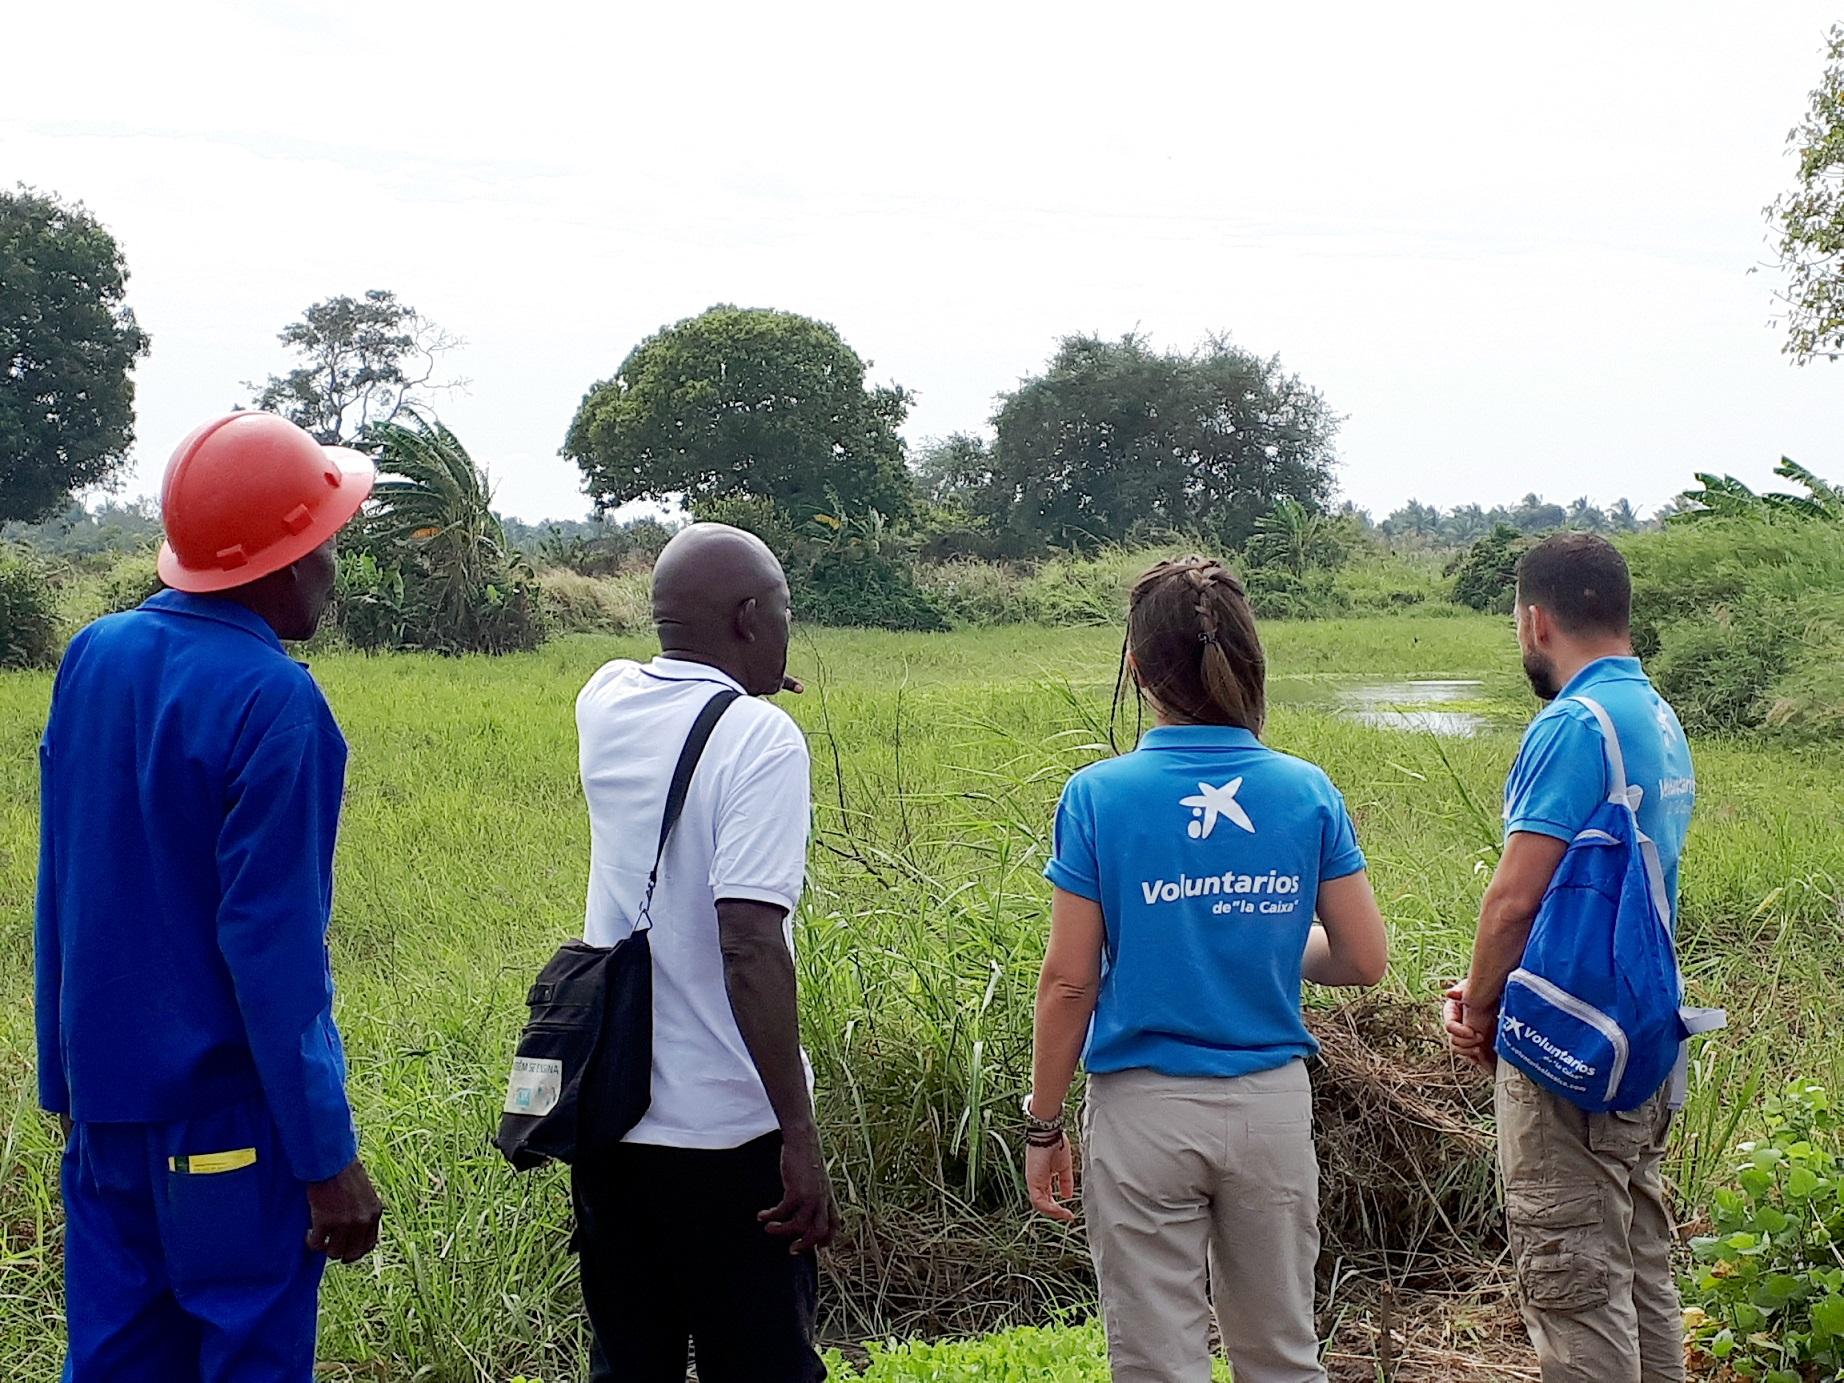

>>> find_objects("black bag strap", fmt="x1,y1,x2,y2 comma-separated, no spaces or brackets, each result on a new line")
636,689,741,931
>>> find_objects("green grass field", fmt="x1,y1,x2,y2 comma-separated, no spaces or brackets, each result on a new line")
2,614,1839,1380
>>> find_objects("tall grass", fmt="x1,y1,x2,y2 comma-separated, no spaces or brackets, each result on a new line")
0,617,1838,1378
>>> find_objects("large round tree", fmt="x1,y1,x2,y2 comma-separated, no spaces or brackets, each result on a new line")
971,333,1340,552
563,306,914,521
0,187,151,523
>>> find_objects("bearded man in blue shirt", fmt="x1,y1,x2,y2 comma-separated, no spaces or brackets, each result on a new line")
1446,533,1696,1383
36,413,384,1382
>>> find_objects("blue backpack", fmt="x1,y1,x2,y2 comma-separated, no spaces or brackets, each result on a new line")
1496,696,1723,1112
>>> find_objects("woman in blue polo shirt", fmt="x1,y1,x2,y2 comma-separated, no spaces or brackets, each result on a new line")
1024,556,1389,1383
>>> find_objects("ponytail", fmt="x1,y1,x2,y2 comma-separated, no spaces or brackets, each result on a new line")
1120,556,1267,734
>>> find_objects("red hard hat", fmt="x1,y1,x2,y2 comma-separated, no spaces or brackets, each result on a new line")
157,413,376,594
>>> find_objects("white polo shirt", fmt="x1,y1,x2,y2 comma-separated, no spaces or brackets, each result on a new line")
577,656,814,1149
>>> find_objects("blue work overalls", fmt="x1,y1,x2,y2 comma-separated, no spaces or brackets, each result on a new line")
35,591,359,1382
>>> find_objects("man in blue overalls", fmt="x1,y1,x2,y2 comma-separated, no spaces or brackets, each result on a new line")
36,412,384,1382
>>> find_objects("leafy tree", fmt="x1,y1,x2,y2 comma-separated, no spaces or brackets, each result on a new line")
1565,497,1609,531
912,433,997,508
1380,500,1444,545
1448,525,1532,613
247,290,462,445
1607,498,1641,533
1334,501,1375,535
1442,504,1493,545
346,415,541,654
1244,498,1355,577
0,187,151,523
1509,493,1568,534
564,306,915,522
971,333,1339,551
3,497,162,560
1673,458,1844,523
1766,24,1844,363
509,515,678,576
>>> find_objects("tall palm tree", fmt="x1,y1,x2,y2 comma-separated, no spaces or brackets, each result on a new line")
367,415,527,646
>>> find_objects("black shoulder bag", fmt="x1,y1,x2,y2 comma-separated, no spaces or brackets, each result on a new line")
495,689,740,1170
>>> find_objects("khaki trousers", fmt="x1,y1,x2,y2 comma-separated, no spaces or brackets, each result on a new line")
1496,1064,1684,1383
1082,1063,1325,1383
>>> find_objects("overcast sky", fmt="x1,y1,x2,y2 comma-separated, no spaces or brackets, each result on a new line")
8,1,1842,523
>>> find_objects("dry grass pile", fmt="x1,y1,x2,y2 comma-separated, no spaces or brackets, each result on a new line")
1307,995,1502,1286
820,995,1506,1343
1322,1280,1535,1381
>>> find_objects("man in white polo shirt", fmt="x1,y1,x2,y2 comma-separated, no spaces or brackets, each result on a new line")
570,523,834,1382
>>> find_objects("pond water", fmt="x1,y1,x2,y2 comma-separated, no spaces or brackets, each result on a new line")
1270,678,1489,737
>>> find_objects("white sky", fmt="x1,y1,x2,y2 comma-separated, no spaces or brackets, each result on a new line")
7,1,1842,523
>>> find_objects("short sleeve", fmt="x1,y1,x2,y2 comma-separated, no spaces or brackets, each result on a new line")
710,731,811,914
1503,711,1606,843
1320,786,1366,882
1044,775,1101,901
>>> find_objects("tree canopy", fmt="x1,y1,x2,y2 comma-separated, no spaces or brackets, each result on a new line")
563,306,915,522
1674,458,1844,523
0,187,151,523
1767,24,1844,363
959,333,1340,551
246,290,462,445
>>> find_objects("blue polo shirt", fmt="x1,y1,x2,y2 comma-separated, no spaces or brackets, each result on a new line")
1045,725,1367,1078
1503,656,1695,921
35,590,358,1184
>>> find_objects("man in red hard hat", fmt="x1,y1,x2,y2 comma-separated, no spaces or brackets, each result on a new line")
36,412,384,1381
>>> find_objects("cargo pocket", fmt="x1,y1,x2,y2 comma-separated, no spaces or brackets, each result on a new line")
1589,1099,1664,1159
1506,1184,1609,1315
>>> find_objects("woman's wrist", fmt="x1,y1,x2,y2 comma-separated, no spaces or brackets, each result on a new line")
1023,1091,1068,1145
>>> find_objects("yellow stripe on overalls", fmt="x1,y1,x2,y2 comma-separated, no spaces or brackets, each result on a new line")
167,1148,257,1175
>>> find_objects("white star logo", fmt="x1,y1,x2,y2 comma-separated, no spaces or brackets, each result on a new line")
1181,778,1255,840
1502,1015,1525,1039
1654,699,1680,746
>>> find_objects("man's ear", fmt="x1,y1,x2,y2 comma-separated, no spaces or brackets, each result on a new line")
1525,601,1553,648
735,596,760,643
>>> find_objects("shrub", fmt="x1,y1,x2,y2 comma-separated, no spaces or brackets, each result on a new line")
94,549,163,617
801,541,950,632
1650,604,1796,736
53,546,164,629
697,501,950,633
1245,566,1344,621
531,517,674,576
916,559,1038,627
1684,1081,1844,1381
1019,550,1142,626
537,570,651,635
0,545,61,668
1447,525,1529,613
1626,519,1844,737
824,1321,1232,1381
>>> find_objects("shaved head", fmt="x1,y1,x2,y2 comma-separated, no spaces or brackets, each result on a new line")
652,523,793,696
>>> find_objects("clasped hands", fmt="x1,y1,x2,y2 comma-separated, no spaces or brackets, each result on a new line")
1442,981,1497,1072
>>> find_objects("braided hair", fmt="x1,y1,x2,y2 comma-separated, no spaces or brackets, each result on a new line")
1112,555,1266,746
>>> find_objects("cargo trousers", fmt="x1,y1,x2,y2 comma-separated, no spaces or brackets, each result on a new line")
1496,1064,1683,1383
1082,1063,1326,1383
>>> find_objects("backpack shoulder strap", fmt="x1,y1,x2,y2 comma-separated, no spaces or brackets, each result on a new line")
1568,695,1630,805
636,690,741,930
